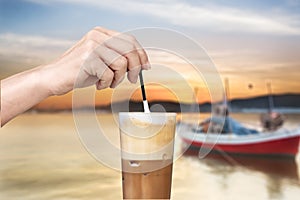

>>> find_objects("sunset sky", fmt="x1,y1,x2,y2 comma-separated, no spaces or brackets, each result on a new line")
1,0,300,109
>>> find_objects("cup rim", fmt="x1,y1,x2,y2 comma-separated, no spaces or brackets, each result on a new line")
119,112,177,117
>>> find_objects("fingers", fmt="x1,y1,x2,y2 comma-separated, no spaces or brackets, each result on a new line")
93,27,150,81
94,27,150,70
103,36,142,83
85,55,115,90
96,68,114,90
83,27,150,89
114,34,150,70
94,45,127,88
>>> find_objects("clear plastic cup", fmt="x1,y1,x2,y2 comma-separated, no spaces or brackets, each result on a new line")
119,112,177,199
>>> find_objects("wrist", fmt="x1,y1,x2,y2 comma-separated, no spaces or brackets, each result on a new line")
35,65,54,97
39,62,76,96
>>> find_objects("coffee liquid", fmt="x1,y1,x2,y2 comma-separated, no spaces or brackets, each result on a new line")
122,159,173,199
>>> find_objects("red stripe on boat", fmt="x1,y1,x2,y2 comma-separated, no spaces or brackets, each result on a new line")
182,135,300,156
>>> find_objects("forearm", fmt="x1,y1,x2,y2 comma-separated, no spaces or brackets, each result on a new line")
1,66,52,126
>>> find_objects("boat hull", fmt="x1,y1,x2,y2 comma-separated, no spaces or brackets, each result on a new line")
180,130,300,157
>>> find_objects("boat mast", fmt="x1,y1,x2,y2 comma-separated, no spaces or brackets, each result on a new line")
266,82,274,113
224,78,232,133
224,78,230,108
192,87,200,113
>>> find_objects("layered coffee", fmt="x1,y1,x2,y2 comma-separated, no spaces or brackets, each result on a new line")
119,112,176,200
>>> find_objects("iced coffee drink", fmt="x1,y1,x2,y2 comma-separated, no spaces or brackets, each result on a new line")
119,112,176,199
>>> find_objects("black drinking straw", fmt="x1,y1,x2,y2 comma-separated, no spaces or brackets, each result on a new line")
139,70,150,113
139,71,147,100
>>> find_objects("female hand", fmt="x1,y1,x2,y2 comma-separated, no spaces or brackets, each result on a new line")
44,26,150,95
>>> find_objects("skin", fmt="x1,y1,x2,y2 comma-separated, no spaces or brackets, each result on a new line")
0,27,150,126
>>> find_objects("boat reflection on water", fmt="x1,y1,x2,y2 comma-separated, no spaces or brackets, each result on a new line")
184,148,299,180
183,148,300,199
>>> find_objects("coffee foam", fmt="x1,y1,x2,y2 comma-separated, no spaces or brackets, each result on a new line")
119,112,176,139
119,112,176,126
119,112,176,162
121,142,174,161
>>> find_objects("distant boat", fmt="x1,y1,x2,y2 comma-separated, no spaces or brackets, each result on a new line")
181,79,300,157
179,124,300,157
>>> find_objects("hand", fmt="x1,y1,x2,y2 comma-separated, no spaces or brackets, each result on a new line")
44,27,150,95
1,27,150,126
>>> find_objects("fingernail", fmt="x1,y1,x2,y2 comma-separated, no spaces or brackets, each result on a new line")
132,76,138,83
143,63,151,70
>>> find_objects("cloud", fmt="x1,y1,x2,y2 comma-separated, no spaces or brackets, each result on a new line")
26,0,300,35
0,33,75,77
0,33,75,60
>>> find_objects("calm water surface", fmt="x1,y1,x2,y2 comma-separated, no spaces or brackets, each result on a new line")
0,113,299,200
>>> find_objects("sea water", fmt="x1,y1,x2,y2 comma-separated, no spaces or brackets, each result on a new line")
0,113,299,200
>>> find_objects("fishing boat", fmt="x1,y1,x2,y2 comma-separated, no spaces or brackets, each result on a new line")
179,80,300,158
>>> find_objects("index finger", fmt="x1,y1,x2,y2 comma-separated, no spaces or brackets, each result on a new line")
95,27,150,70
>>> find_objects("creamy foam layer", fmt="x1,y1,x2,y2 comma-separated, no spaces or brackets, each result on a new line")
119,112,176,161
119,112,176,125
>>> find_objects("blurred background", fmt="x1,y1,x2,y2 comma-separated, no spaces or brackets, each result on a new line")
1,0,300,199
